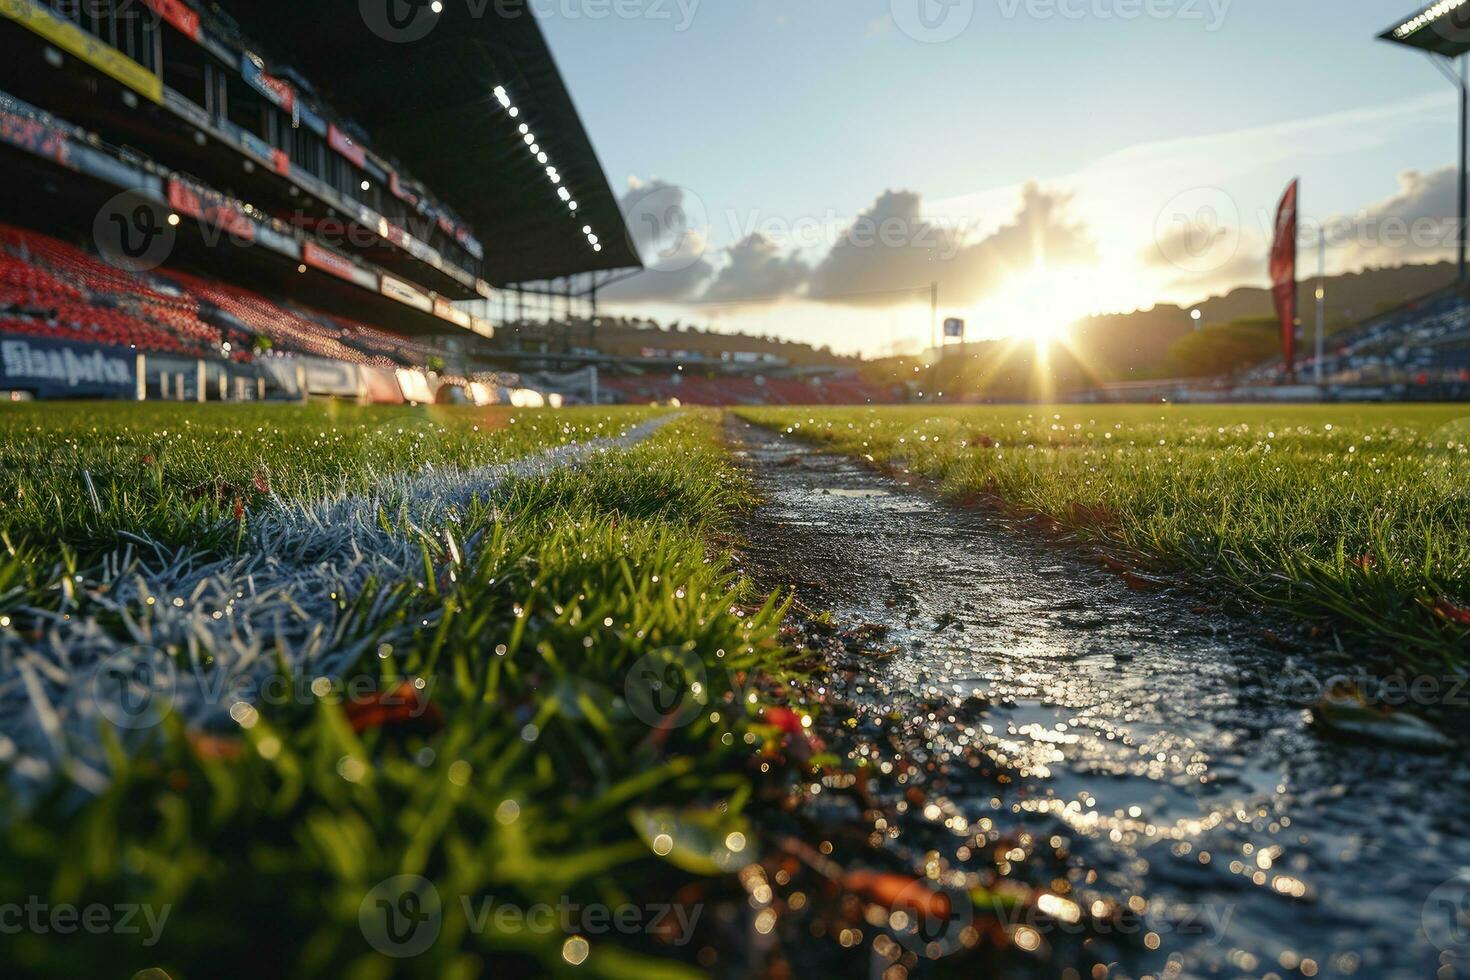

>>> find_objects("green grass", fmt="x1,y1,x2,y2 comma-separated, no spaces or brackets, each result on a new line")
736,404,1470,669
0,401,663,556
0,406,810,978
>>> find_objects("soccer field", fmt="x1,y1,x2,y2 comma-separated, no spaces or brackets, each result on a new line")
0,404,795,978
737,404,1470,669
2,401,1468,978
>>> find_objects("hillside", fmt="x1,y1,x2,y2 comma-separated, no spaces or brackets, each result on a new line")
491,316,859,368
1072,261,1458,377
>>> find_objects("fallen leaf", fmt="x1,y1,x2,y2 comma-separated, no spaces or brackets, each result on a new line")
841,871,952,921
1121,571,1167,592
1432,598,1470,626
1310,681,1454,753
764,707,806,737
188,733,244,761
345,680,443,736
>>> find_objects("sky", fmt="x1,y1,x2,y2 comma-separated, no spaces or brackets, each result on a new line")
538,0,1462,356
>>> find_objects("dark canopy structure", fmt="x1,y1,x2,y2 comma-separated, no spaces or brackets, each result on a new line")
1379,2,1470,57
1380,3,1470,283
208,0,640,285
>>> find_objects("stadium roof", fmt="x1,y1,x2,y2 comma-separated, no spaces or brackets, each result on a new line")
1379,1,1470,58
209,0,641,285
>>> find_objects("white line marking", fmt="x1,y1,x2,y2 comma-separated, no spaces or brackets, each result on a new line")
0,415,675,794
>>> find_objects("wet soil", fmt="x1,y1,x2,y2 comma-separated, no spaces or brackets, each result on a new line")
728,416,1470,980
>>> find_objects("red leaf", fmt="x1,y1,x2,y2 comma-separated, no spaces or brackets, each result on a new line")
842,871,953,921
231,497,245,522
1121,571,1167,592
345,680,443,735
764,707,806,737
1433,598,1470,627
252,472,271,495
188,733,243,761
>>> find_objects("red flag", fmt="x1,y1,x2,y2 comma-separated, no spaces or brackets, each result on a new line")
1270,180,1299,380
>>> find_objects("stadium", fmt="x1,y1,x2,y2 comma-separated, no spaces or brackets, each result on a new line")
0,2,1467,979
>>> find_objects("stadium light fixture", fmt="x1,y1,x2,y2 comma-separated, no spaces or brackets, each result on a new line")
1388,0,1470,45
1380,3,1470,282
493,82,602,251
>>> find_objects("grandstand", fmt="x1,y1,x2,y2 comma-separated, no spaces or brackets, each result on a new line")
601,372,896,407
0,0,641,402
1232,284,1470,400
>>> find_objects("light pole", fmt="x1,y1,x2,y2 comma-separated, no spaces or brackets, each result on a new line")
1315,234,1326,386
1379,8,1470,285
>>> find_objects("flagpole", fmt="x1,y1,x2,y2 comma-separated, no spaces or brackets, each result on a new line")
929,282,939,401
1315,234,1325,387
930,282,938,354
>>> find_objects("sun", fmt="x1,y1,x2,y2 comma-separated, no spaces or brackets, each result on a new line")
983,265,1095,351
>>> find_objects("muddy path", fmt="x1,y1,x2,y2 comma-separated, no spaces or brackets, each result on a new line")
727,415,1470,980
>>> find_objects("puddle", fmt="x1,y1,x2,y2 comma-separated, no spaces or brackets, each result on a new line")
730,418,1469,980
825,488,890,499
